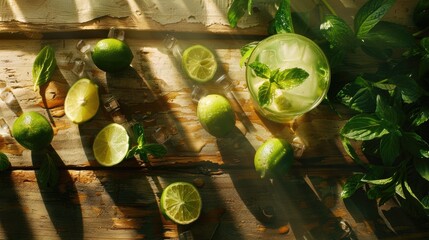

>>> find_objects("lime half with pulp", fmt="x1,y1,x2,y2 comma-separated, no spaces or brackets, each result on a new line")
93,123,129,166
64,78,99,124
160,182,202,225
182,44,217,83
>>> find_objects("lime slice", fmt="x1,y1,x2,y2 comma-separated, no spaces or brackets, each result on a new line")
64,78,100,124
181,45,217,83
160,182,202,225
93,123,129,166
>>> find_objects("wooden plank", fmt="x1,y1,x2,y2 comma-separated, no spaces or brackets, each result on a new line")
0,36,355,169
0,0,418,38
1,169,428,239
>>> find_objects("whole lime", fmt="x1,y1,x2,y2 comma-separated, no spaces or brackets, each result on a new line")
254,138,294,179
197,94,235,138
91,38,133,72
12,111,54,151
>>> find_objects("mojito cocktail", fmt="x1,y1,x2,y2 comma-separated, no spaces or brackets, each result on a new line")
246,33,330,122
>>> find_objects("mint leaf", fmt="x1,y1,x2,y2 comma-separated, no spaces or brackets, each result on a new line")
361,21,416,49
361,175,394,185
0,152,11,171
375,95,398,125
414,157,429,181
239,41,258,67
401,132,429,158
388,75,422,104
228,0,250,28
127,123,168,162
421,37,429,53
37,154,59,188
126,146,139,159
380,133,401,166
249,61,271,79
320,14,356,50
354,0,396,38
413,0,429,29
340,136,367,166
410,106,429,127
336,77,378,113
341,114,389,141
142,143,167,158
272,0,294,34
419,54,429,79
32,45,57,91
341,173,365,199
258,81,272,106
272,67,309,89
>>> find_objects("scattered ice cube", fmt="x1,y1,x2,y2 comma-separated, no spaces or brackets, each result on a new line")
108,27,125,41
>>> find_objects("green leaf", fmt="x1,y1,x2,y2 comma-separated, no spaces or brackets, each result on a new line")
362,175,394,185
421,37,429,53
272,0,294,34
247,0,253,15
272,67,309,89
379,133,401,166
32,45,57,91
0,152,11,171
413,0,429,29
132,123,145,142
142,143,167,158
340,114,389,141
239,41,258,67
401,180,428,218
249,61,271,79
228,0,250,28
341,173,365,199
320,14,356,50
367,185,384,199
354,0,396,38
419,54,429,79
421,195,429,208
388,75,423,104
257,81,272,106
340,136,367,166
137,134,145,148
126,146,139,159
361,21,416,49
410,106,429,127
336,77,377,113
401,132,429,158
37,153,59,188
414,157,429,181
375,95,398,124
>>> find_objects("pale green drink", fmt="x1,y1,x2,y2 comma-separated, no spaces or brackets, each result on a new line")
246,33,330,122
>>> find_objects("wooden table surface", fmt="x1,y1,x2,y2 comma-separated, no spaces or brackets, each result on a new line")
1,1,428,239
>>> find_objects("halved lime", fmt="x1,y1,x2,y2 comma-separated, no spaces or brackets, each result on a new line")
64,78,99,124
181,45,217,83
93,123,129,166
160,182,202,225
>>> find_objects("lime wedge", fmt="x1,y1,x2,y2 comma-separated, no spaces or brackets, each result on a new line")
160,182,202,225
64,78,100,123
181,45,217,83
93,123,129,167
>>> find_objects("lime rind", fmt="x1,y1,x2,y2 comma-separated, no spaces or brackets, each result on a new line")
93,123,129,167
160,182,202,225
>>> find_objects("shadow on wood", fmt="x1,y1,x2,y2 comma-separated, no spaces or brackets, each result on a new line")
31,145,83,240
